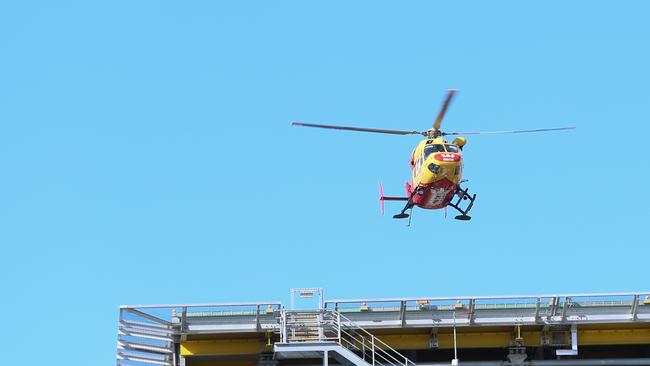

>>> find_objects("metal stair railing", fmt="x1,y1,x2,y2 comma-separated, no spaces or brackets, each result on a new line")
280,310,415,366
282,310,339,343
117,308,176,366
334,311,415,366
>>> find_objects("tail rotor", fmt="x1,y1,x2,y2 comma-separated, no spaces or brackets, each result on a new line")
379,180,385,215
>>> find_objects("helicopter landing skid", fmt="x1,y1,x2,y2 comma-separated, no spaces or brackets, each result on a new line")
448,186,476,221
392,192,416,219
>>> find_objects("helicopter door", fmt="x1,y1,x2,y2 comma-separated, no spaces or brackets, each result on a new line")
413,150,424,183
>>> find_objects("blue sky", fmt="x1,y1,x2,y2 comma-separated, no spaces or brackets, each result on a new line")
1,1,649,364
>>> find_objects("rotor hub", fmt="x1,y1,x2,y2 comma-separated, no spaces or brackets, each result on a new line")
426,129,443,139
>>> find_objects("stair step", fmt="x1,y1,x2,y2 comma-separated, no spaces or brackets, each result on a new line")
280,311,416,366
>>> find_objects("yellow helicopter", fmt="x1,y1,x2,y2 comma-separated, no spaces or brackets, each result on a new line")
292,90,574,221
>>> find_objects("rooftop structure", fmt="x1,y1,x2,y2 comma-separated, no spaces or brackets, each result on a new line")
117,291,650,366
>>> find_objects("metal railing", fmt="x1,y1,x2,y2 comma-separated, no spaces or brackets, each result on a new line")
117,292,650,365
325,292,650,326
280,309,416,366
117,307,176,366
337,311,416,366
117,301,282,366
325,292,650,310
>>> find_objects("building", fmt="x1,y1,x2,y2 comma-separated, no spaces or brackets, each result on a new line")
116,290,650,366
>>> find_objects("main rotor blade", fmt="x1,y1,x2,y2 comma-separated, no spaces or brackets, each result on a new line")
433,89,457,131
443,126,576,135
292,122,424,136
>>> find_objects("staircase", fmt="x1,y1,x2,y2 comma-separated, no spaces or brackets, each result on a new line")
276,310,415,366
117,307,176,366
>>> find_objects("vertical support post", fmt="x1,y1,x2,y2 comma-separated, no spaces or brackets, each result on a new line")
319,288,324,310
371,336,375,366
452,311,459,365
318,311,324,341
361,335,366,360
467,299,476,324
561,297,571,323
571,323,577,351
290,310,295,341
181,306,187,334
337,312,342,344
631,295,639,320
282,309,287,343
323,350,328,366
256,305,260,332
117,308,124,366
549,296,559,318
556,324,578,356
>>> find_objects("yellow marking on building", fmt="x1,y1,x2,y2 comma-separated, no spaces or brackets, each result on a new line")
181,338,264,356
180,325,650,356
578,328,650,345
186,361,256,366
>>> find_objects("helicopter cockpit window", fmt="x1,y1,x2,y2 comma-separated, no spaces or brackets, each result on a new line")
424,144,445,159
445,144,460,153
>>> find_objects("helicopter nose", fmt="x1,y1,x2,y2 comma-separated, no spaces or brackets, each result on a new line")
423,154,460,180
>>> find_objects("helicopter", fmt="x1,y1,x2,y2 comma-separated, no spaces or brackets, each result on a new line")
292,90,574,221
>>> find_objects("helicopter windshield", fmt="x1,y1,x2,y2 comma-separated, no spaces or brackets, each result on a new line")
424,144,446,159
445,144,460,153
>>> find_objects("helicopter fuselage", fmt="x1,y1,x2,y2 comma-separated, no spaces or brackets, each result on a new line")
408,137,465,210
292,89,573,221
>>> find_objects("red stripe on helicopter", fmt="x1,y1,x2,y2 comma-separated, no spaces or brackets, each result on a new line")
413,178,457,209
434,153,460,162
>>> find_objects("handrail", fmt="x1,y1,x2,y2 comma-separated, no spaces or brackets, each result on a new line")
325,292,650,307
280,309,415,366
336,311,414,366
339,328,405,366
121,301,283,309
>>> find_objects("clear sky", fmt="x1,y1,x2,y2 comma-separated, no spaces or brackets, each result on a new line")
1,1,649,364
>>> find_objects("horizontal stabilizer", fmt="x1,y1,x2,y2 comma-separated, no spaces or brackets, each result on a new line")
380,196,409,201
379,180,409,215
